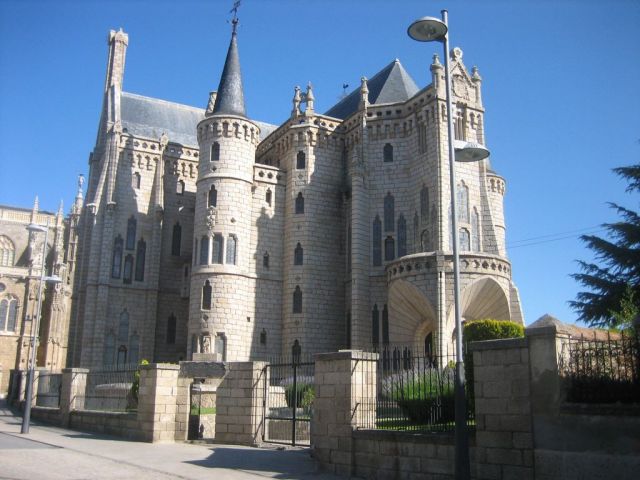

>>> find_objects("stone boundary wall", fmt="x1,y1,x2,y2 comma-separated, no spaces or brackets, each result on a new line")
28,364,179,443
312,329,640,480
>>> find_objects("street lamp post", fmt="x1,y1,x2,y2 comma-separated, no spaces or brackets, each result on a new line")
21,221,61,434
408,11,490,480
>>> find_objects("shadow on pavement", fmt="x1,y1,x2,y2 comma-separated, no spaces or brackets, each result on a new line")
185,446,320,477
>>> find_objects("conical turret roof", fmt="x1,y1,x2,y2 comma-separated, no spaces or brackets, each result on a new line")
212,27,246,117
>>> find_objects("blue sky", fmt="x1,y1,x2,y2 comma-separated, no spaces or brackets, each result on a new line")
0,0,638,326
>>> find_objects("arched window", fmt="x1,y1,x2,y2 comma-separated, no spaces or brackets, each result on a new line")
421,229,430,252
0,298,18,332
397,215,407,257
0,236,15,267
260,329,267,345
117,345,128,367
118,310,129,344
126,216,137,250
372,304,380,347
211,142,220,161
296,151,306,169
372,216,382,266
384,236,395,261
171,223,182,256
133,172,141,189
265,189,272,206
457,182,469,223
208,185,217,208
472,208,481,252
263,252,270,269
383,143,393,162
103,333,115,366
135,238,146,281
215,334,226,361
199,236,209,265
111,235,123,278
202,280,212,310
213,234,224,264
123,254,134,284
454,108,467,140
129,334,139,365
292,339,301,364
294,243,303,265
382,304,389,345
293,286,302,313
384,193,394,231
226,235,237,265
346,311,352,349
413,212,419,252
177,180,185,195
295,192,304,214
420,185,429,222
459,228,471,251
167,314,176,344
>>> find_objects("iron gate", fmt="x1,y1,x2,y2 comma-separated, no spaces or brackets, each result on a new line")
263,354,314,446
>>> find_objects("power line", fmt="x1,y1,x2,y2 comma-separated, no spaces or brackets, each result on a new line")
507,226,607,250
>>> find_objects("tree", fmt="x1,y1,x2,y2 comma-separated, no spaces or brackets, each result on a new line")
570,163,640,329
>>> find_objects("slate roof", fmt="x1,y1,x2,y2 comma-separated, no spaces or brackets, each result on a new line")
324,59,419,120
120,92,276,147
212,30,246,117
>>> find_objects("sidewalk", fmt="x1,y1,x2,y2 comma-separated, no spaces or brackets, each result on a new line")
0,401,344,480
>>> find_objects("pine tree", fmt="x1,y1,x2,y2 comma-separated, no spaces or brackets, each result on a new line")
570,163,640,329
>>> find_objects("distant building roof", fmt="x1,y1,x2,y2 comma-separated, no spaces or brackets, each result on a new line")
120,92,276,147
324,59,420,120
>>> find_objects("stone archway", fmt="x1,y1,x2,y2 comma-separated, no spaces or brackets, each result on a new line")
445,276,511,346
387,279,437,349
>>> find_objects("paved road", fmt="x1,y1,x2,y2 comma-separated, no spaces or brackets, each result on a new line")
0,402,343,480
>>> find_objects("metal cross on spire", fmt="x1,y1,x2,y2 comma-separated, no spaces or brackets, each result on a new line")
230,0,241,33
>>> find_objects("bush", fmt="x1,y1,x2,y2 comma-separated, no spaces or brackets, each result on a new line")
463,319,524,343
463,319,524,406
280,375,314,409
382,368,456,424
130,359,150,403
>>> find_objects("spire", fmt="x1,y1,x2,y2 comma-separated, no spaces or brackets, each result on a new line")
212,21,246,117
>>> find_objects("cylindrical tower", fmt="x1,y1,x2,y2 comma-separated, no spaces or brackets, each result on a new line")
188,23,261,361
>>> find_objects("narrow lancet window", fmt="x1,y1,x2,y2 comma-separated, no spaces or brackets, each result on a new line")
296,151,306,169
372,216,382,266
384,193,394,231
293,286,302,313
397,215,407,257
294,243,303,265
383,143,393,162
202,280,212,310
211,142,220,161
135,238,146,281
295,192,304,214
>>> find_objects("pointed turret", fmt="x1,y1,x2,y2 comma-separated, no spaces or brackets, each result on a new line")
212,21,246,117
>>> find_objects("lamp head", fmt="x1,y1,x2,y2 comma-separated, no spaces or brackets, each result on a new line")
408,16,448,42
26,223,47,233
454,141,491,163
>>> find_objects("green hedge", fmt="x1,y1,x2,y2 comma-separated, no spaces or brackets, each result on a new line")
284,383,315,409
463,319,524,406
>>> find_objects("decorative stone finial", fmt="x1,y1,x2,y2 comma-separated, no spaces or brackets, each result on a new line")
472,66,482,82
451,47,463,61
431,54,442,68
159,132,169,149
57,200,64,218
291,86,301,118
205,91,217,117
305,82,315,112
359,76,369,108
74,174,84,214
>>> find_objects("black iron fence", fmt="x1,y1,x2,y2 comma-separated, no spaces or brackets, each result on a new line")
560,331,640,404
357,345,473,433
78,364,139,412
36,372,62,408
